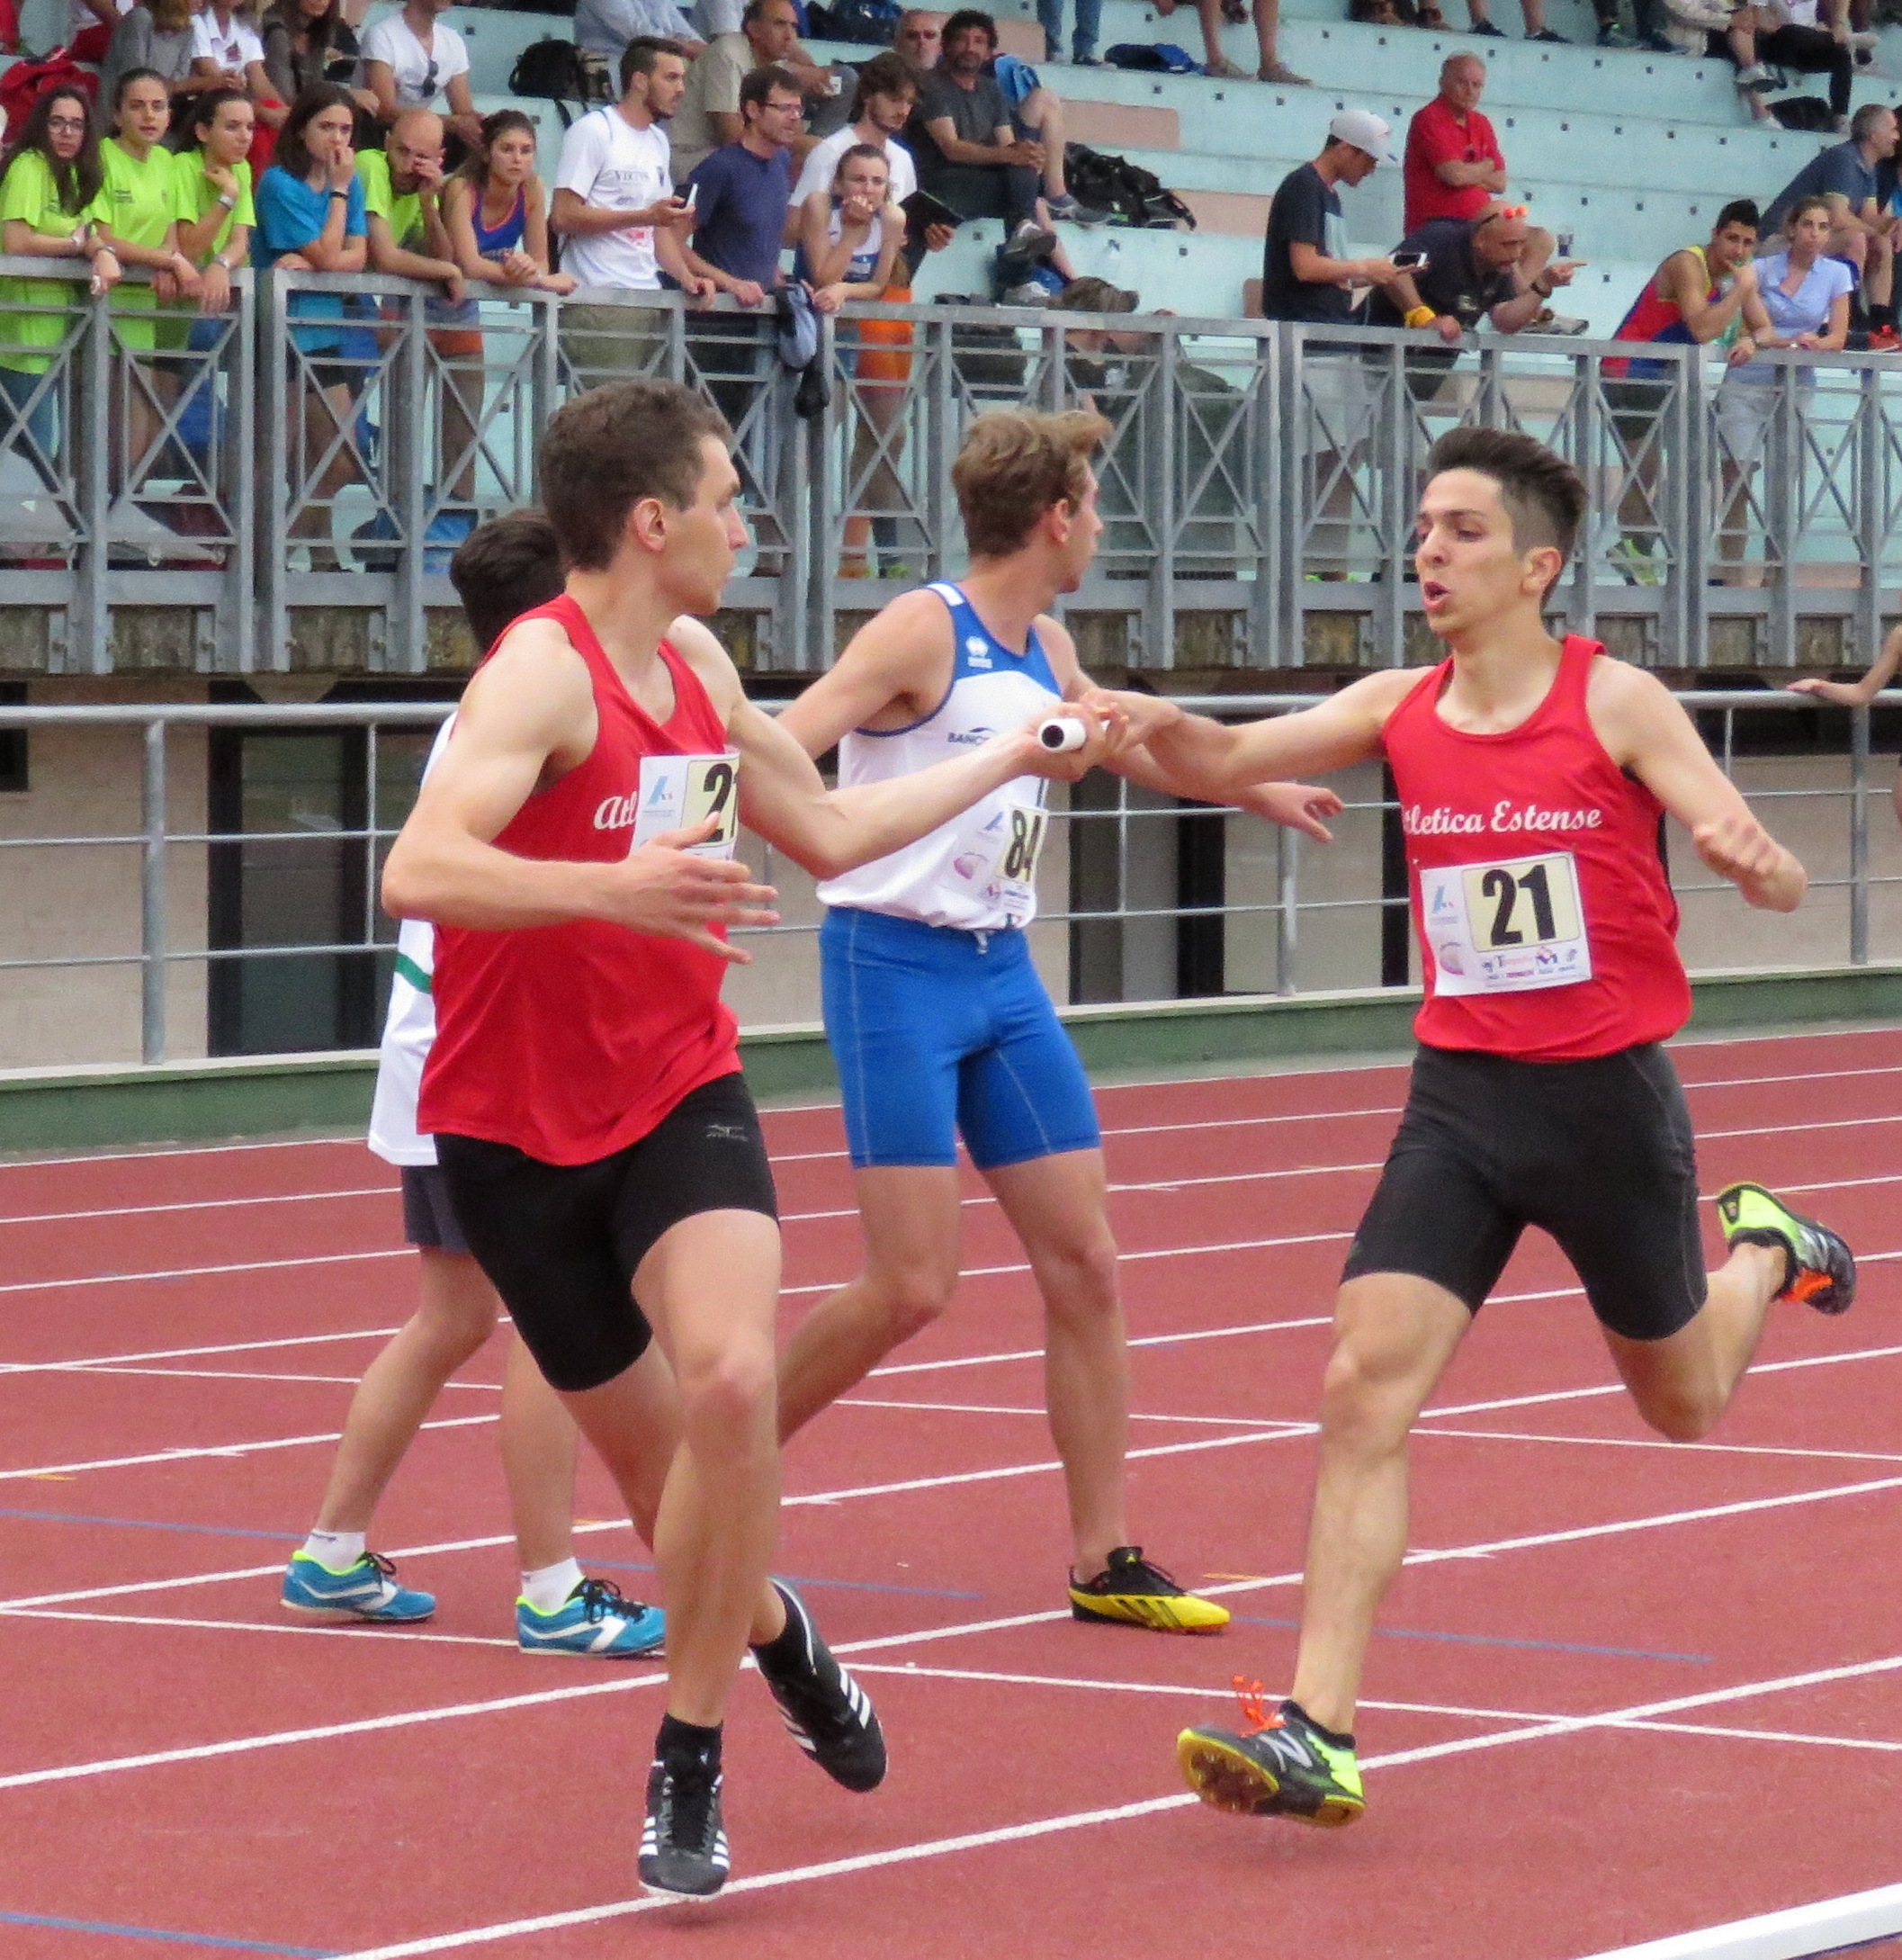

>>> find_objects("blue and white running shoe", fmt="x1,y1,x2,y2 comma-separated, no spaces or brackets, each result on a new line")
517,1577,665,1658
281,1550,435,1623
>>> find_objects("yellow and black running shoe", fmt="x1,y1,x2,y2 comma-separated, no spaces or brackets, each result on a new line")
1177,1679,1365,1827
1715,1182,1856,1315
1068,1546,1230,1633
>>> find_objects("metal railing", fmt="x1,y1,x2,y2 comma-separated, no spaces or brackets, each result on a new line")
1,688,1895,1072
5,266,1902,673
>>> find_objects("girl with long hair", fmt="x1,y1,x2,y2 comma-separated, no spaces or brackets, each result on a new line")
254,83,368,560
174,85,256,314
438,109,574,300
259,0,377,124
0,88,119,472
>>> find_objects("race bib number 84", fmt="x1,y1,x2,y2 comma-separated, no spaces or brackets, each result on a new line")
1420,850,1592,996
631,752,740,859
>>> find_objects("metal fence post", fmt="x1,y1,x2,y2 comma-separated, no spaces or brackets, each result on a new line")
1275,819,1297,997
1144,321,1178,671
1851,701,1871,967
390,286,428,674
1768,363,1797,670
74,287,112,673
1375,340,1407,666
226,272,257,671
260,271,291,672
1246,323,1278,668
1855,362,1882,669
140,717,168,1064
1673,346,1708,668
1274,324,1303,667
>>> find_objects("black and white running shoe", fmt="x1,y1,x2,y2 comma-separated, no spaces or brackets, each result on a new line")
639,1754,730,1900
752,1579,887,1793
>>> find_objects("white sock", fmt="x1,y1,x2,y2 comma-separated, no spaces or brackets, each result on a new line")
520,1557,584,1615
302,1528,365,1570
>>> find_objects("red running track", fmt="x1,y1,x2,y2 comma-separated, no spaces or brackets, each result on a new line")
1,1029,1899,1960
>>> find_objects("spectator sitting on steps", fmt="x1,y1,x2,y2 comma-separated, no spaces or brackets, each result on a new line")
1761,101,1899,345
575,0,706,70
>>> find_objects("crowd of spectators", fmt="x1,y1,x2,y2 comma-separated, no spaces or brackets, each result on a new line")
5,0,1902,571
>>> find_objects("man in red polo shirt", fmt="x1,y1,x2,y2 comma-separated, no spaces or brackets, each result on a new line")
1403,52,1506,229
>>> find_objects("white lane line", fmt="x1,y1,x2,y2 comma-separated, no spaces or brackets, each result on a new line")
7,1457,1902,1781
839,1397,1305,1430
0,1248,411,1298
51,1365,484,1391
1420,1425,1902,1468
332,1649,1902,1960
0,1412,498,1483
0,1186,398,1228
0,1606,519,1650
0,1327,404,1379
1612,1717,1902,1755
1569,1881,1902,1960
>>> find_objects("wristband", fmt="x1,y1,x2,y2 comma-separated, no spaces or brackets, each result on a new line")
1404,305,1437,328
327,187,349,199
216,191,237,210
1532,274,1554,298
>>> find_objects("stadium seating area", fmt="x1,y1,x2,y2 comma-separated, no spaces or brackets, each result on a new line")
11,0,1891,335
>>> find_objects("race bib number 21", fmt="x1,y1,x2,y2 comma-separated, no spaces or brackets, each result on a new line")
630,752,740,859
1419,850,1592,996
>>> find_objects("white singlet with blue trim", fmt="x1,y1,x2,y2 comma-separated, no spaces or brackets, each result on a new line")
816,581,1062,931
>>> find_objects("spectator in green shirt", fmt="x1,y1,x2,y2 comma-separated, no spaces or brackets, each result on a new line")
174,85,256,317
0,87,119,485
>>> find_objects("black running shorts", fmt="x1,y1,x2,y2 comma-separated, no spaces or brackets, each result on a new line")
435,1073,780,1393
399,1164,471,1255
1341,1041,1706,1343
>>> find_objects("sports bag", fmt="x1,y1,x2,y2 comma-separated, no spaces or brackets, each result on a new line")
808,0,901,43
1103,41,1200,70
0,52,94,146
1064,143,1198,229
507,39,606,125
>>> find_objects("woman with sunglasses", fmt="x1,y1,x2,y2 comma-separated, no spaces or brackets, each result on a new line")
360,0,481,153
0,88,119,481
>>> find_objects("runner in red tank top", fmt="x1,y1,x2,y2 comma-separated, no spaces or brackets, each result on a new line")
381,379,1120,1900
1090,426,1856,1832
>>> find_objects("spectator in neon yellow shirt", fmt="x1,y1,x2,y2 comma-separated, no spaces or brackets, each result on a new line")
0,87,120,485
173,85,256,317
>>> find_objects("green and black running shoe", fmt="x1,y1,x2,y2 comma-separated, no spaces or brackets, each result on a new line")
1177,1680,1365,1828
1715,1182,1856,1316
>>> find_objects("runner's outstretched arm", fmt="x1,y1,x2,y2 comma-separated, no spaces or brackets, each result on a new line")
1587,660,1807,913
381,622,779,957
1081,671,1412,805
1786,623,1902,708
666,617,1123,878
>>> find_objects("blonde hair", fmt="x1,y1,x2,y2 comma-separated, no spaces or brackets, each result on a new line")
952,409,1109,558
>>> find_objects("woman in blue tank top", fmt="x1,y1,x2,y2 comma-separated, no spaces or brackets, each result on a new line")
794,143,902,315
439,109,575,307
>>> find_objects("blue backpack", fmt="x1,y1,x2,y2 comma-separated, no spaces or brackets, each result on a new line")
1104,41,1200,71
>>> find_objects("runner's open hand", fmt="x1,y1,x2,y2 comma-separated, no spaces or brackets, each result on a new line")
1235,780,1343,842
595,818,780,962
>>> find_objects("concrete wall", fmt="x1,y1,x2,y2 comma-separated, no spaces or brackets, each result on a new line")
0,681,210,1071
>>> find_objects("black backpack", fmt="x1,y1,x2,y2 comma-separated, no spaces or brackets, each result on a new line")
1769,94,1835,130
1064,143,1198,230
808,0,901,42
508,39,602,124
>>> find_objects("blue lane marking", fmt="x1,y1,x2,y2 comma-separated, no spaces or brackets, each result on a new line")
1228,1614,1711,1665
587,1558,982,1602
0,1508,301,1544
0,1910,338,1956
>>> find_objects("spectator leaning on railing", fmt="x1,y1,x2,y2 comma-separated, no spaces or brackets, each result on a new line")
358,108,464,306
173,85,256,316
1762,100,1898,346
668,0,837,181
552,38,713,382
251,85,370,562
440,110,574,299
359,0,481,153
0,87,119,477
1368,201,1587,376
677,65,802,433
576,0,706,71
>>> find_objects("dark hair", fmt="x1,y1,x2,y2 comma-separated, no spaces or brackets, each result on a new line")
451,508,565,651
740,63,803,116
832,140,889,190
848,49,918,118
455,106,535,185
1714,198,1760,233
1,88,104,218
953,409,1109,557
942,7,999,45
112,67,168,113
273,83,357,182
265,0,345,59
185,86,255,151
1424,426,1585,580
540,380,731,571
620,35,687,93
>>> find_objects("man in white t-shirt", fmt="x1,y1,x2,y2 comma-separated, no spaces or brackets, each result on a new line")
552,35,714,383
360,0,481,150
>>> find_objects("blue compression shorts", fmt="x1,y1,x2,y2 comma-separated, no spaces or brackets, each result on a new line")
820,906,1102,1171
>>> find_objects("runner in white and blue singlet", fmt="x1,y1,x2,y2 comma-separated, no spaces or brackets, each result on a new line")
776,409,1345,1630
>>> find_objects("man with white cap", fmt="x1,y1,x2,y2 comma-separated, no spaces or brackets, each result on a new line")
1261,111,1405,575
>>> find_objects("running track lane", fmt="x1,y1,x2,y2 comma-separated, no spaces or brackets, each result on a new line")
0,1029,1898,1957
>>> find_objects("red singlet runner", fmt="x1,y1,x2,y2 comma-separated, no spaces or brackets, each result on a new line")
418,595,741,1164
1385,633,1691,1061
